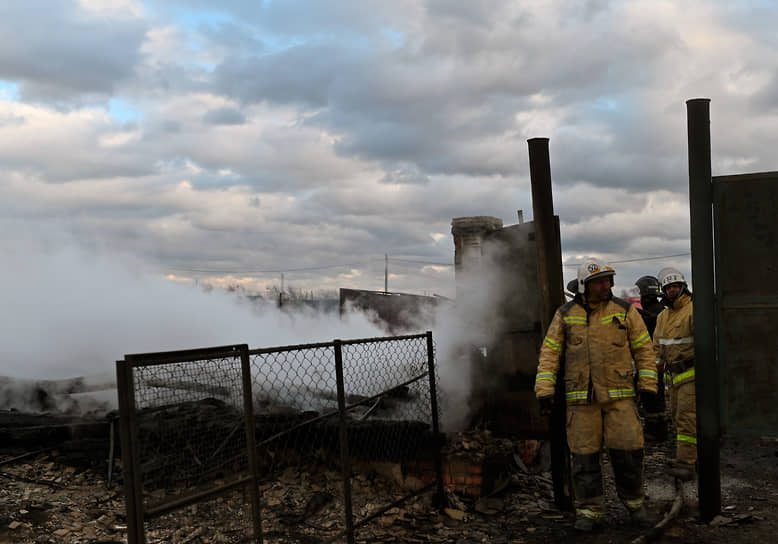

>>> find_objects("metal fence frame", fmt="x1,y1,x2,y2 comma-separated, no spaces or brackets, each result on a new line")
117,344,261,544
117,332,443,544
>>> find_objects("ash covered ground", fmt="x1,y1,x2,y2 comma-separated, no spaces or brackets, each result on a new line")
2,417,777,544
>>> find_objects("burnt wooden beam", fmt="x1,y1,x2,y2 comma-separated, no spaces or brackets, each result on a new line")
142,378,232,398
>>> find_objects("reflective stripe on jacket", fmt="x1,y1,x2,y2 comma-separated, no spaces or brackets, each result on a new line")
535,296,658,405
654,293,694,387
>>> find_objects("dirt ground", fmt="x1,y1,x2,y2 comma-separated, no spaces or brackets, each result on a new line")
1,429,777,543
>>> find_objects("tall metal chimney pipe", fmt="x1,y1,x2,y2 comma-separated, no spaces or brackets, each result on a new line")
527,137,569,511
528,138,564,327
687,98,721,521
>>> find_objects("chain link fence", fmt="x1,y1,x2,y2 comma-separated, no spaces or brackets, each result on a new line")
117,333,442,544
117,345,260,544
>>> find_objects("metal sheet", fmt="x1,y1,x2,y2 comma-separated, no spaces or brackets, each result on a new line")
717,308,778,434
714,172,778,436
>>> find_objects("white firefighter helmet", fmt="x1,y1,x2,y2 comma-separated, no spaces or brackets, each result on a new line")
657,267,687,292
577,258,615,294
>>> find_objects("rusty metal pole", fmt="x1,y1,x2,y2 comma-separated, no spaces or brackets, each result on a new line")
117,358,146,544
239,345,263,543
116,360,142,544
527,138,571,511
687,98,721,521
528,138,565,328
334,340,355,544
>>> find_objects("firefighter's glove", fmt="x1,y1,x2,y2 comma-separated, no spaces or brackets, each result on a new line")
539,397,554,416
639,391,657,410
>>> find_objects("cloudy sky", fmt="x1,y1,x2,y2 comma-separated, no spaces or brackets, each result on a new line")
2,0,777,300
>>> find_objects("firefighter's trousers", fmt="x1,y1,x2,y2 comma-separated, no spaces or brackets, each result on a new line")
567,399,645,521
670,380,697,465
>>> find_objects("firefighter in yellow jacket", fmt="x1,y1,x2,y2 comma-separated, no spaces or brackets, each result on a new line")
654,267,696,481
535,259,658,531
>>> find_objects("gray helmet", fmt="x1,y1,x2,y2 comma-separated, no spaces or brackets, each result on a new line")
657,267,687,293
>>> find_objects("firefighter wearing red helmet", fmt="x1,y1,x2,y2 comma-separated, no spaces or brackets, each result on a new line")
535,258,657,531
654,267,697,481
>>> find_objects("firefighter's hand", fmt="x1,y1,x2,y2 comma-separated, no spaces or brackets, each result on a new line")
539,397,554,416
639,390,657,410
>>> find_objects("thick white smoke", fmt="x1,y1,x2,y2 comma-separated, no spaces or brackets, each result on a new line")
431,236,535,431
1,242,528,428
0,246,389,412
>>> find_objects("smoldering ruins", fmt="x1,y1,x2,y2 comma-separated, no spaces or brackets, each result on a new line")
3,120,778,543
0,202,559,544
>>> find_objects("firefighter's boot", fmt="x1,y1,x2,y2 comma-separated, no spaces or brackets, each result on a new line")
572,452,605,531
629,505,650,526
574,516,599,532
609,448,647,520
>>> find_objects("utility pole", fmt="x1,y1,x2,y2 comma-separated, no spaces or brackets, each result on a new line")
279,272,284,307
384,254,388,293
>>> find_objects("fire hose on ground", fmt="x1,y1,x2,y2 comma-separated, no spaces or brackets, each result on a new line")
631,479,684,544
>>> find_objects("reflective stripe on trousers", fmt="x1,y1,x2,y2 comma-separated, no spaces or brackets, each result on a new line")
670,380,697,465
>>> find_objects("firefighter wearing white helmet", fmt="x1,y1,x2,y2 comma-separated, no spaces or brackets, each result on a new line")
535,258,657,531
658,267,688,294
653,267,696,481
576,258,615,293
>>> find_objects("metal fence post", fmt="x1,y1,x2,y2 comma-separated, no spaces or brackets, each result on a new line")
333,340,355,544
425,331,446,506
687,97,721,521
116,360,145,544
239,345,263,543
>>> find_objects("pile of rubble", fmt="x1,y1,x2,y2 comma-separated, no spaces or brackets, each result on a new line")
0,430,557,543
0,450,125,543
3,412,778,543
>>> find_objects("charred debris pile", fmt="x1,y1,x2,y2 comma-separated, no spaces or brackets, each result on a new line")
1,376,436,476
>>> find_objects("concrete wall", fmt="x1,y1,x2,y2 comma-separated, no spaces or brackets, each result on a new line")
451,217,549,436
339,288,450,334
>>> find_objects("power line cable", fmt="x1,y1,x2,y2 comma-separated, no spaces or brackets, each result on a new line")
167,256,454,275
388,258,453,267
563,252,691,267
167,262,369,274
168,251,688,276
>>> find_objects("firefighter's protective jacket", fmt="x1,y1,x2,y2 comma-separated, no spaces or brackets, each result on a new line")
535,296,657,404
653,292,694,387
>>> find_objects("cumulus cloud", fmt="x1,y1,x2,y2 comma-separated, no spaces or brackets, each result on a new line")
0,0,147,105
0,0,776,310
202,106,246,125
